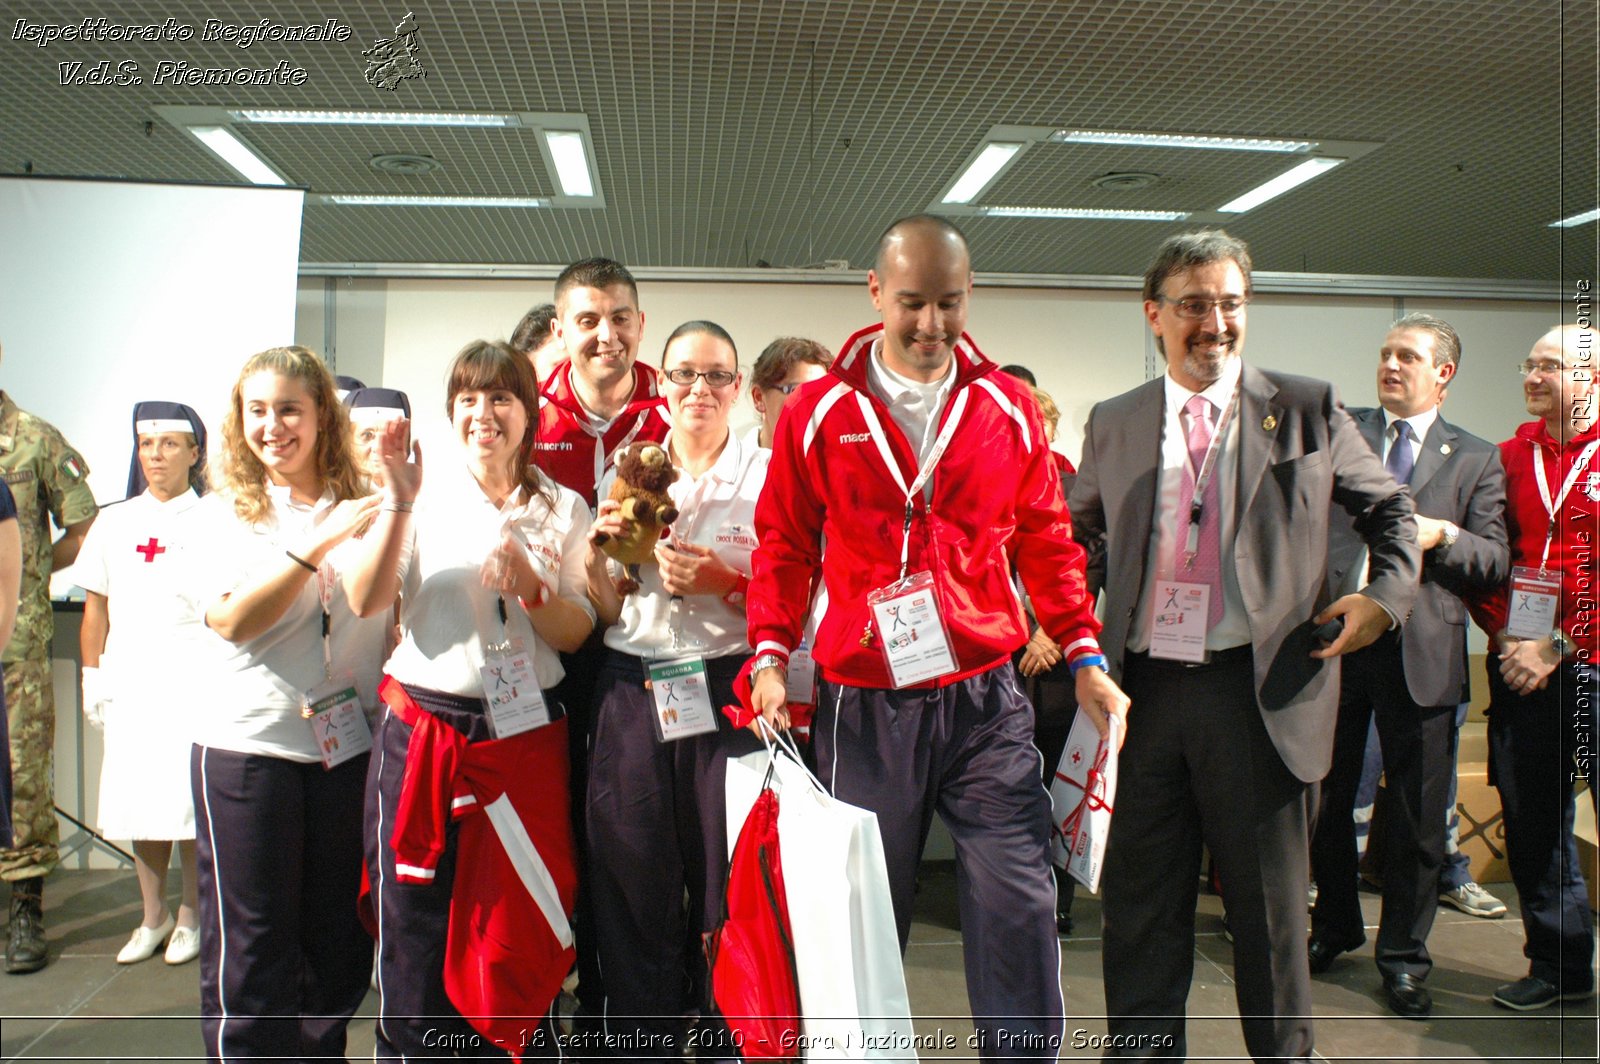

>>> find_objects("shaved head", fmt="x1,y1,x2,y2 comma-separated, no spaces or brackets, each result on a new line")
873,214,970,275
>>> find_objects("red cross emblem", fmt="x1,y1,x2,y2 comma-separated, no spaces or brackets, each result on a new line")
135,538,165,563
1069,747,1083,767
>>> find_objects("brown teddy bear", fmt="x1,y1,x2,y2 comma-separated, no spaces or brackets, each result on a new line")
593,442,680,591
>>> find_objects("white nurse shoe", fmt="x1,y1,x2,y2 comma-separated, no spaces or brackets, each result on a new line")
116,913,175,964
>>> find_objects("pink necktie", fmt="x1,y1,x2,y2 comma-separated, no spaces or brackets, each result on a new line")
1176,395,1223,625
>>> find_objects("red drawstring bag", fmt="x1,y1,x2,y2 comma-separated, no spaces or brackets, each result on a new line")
705,774,800,1060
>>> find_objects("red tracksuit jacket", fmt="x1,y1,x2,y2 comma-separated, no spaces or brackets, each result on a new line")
534,358,670,505
748,322,1103,688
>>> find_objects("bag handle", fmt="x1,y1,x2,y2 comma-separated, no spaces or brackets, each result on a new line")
753,716,830,797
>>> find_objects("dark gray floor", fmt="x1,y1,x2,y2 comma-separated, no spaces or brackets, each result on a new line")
2,865,1597,1061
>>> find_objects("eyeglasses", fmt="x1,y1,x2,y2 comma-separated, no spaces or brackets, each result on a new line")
664,367,737,388
1158,296,1249,320
1517,359,1575,378
770,382,806,395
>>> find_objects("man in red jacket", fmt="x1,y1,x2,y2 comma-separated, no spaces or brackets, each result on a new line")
534,257,669,506
1472,322,1599,1011
746,214,1128,1057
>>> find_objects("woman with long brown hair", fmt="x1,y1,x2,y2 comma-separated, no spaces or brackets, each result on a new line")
188,346,397,1062
358,340,593,1060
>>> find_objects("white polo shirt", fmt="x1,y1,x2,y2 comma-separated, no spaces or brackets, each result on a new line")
184,485,408,762
385,465,595,696
601,429,769,659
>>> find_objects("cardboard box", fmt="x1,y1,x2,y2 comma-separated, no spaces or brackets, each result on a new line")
1457,720,1488,765
1452,762,1510,884
1467,653,1490,722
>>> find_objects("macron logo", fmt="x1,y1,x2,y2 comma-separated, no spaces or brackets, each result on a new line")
838,432,872,444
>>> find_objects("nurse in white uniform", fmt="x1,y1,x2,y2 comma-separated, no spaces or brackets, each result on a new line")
77,401,209,966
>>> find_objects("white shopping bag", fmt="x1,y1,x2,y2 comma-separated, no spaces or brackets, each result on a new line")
1048,708,1121,893
726,726,918,1062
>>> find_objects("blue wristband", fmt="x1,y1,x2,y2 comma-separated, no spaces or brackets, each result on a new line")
1068,653,1108,675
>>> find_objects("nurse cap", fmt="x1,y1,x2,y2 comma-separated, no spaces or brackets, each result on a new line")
343,387,412,425
335,375,367,403
126,400,208,499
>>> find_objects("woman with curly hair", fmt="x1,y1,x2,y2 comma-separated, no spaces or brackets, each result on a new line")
187,346,403,1062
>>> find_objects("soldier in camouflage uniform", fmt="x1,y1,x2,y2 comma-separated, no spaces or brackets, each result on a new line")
0,378,98,974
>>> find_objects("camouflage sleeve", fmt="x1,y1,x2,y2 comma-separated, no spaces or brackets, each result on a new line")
39,426,97,530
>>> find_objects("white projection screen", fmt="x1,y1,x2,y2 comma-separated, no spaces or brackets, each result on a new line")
0,176,305,514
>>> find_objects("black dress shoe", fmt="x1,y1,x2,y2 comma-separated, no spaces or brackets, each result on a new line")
1384,973,1433,1018
1306,933,1363,974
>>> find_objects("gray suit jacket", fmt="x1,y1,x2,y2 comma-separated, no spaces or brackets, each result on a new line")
1326,406,1509,708
1069,364,1422,783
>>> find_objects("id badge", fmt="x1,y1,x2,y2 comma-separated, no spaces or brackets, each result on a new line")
304,676,373,771
479,639,550,738
646,655,719,742
1505,566,1561,640
1147,580,1211,663
785,643,818,706
866,570,958,688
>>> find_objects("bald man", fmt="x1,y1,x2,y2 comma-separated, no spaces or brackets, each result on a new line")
746,214,1128,1056
1473,323,1599,1011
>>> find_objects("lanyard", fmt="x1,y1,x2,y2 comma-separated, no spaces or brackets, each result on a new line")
488,489,530,651
1180,388,1240,563
855,387,970,581
1531,438,1600,572
314,564,334,680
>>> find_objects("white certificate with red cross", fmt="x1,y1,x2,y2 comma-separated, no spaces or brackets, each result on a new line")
1049,708,1122,892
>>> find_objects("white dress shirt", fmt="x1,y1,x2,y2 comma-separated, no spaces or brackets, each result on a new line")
602,429,770,659
1129,357,1251,653
865,340,957,492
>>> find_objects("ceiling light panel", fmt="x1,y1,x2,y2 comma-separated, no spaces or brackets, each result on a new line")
942,142,1026,204
1052,129,1316,153
1217,157,1345,213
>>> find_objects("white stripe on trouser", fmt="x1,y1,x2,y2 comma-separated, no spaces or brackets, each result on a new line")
371,709,402,1061
481,793,574,948
198,748,231,1064
828,684,844,794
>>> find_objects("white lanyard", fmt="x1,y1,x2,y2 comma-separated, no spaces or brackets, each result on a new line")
1531,438,1600,572
1180,388,1240,562
855,387,970,581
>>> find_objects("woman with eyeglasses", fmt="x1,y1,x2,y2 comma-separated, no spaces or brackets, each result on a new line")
583,320,765,1059
748,336,833,449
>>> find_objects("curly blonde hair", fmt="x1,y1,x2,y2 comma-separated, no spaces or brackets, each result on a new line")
218,346,365,525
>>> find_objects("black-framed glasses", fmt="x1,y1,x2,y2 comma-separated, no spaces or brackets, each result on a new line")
1159,296,1249,320
664,367,737,388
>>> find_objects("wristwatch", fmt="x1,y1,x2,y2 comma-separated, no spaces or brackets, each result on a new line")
751,652,787,676
1434,520,1459,554
1549,629,1575,660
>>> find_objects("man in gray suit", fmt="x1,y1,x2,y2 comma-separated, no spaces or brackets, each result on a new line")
1069,230,1421,1061
1308,314,1508,1017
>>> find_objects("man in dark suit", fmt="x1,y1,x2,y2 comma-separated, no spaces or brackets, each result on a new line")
1308,314,1509,1017
1069,230,1421,1061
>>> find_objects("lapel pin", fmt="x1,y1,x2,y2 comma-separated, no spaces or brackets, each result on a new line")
1261,414,1277,431
1440,443,1452,455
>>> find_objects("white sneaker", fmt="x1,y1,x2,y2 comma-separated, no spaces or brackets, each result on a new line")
116,914,175,964
163,924,199,965
1440,881,1508,918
